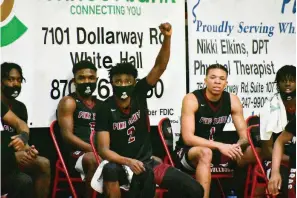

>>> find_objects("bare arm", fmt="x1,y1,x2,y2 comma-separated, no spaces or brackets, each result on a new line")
230,94,249,149
97,131,130,165
146,23,172,86
271,131,293,174
262,138,290,161
4,110,30,150
181,93,223,149
57,96,92,152
3,110,29,135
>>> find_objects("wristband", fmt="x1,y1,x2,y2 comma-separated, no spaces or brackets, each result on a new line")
18,132,29,145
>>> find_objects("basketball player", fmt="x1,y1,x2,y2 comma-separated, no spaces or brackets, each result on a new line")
57,60,102,198
1,62,51,198
174,64,252,198
96,23,204,198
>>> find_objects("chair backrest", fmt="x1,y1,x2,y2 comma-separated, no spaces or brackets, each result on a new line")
246,115,261,148
90,129,101,165
246,115,260,127
49,120,78,198
49,120,64,160
247,125,269,182
157,117,175,166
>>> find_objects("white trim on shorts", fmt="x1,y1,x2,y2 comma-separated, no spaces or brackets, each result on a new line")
74,153,86,181
180,154,196,172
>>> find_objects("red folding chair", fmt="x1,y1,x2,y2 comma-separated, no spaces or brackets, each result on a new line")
49,120,97,198
157,117,233,198
244,115,261,198
90,129,101,166
90,126,167,198
245,124,274,198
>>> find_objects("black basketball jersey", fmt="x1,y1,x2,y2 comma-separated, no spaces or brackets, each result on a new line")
272,106,295,142
69,93,102,144
177,88,231,147
95,78,153,162
2,99,28,135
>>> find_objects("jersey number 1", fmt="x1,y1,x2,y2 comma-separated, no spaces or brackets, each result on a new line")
127,126,136,144
209,127,216,141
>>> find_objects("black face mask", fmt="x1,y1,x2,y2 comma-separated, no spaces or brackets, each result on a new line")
113,85,134,100
2,85,21,99
76,82,96,98
280,90,296,101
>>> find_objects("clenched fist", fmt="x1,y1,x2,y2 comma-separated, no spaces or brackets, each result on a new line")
159,22,172,37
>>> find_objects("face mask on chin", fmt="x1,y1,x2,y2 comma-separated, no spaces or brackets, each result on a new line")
76,82,97,98
2,85,21,99
113,85,134,100
280,90,296,101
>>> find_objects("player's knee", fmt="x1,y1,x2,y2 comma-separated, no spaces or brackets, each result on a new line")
199,147,212,163
102,162,120,182
82,152,97,168
36,156,51,175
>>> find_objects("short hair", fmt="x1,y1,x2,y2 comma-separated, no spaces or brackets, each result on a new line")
206,64,228,77
1,62,26,82
275,65,296,92
72,60,97,75
109,62,138,83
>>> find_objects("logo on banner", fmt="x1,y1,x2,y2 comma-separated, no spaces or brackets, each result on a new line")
281,0,296,14
0,0,27,47
191,0,201,23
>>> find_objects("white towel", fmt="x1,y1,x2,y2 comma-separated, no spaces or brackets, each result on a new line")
91,160,133,193
260,93,288,140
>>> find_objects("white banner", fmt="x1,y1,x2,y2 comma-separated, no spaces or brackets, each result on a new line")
187,0,296,130
1,0,186,128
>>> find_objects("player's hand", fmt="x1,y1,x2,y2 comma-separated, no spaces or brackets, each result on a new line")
9,135,25,151
218,143,243,160
268,172,282,196
27,145,39,159
127,159,146,175
15,150,34,166
159,22,172,37
237,138,249,152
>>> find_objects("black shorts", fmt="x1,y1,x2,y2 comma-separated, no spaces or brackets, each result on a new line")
102,159,161,185
264,160,296,196
173,146,234,174
65,150,85,176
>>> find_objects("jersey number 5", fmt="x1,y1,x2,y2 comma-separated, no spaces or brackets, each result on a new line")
209,127,216,141
127,126,136,144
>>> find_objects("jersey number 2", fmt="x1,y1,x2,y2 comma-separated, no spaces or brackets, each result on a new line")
209,127,216,141
127,126,136,144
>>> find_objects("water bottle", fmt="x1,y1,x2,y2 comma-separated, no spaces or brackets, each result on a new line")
226,189,237,198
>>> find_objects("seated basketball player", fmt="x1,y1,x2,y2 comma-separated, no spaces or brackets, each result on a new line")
95,23,204,198
1,62,51,198
261,65,296,197
1,101,35,198
57,60,102,198
174,64,254,198
268,116,296,197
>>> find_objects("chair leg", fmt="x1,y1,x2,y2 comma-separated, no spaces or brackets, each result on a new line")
244,165,253,198
250,171,258,198
92,190,97,198
216,178,225,198
52,166,60,198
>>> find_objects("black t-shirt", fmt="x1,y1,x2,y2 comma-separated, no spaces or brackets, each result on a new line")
95,78,153,162
176,88,231,147
1,101,9,118
2,100,28,135
1,101,18,177
285,117,296,168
